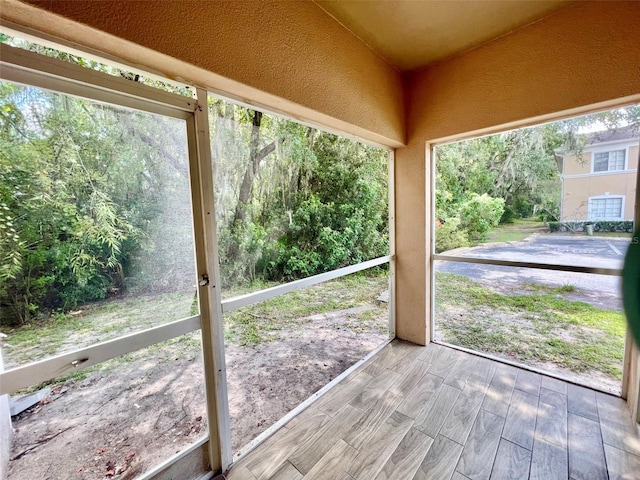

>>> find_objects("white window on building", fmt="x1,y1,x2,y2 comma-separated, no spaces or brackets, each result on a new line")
593,149,625,172
589,196,624,220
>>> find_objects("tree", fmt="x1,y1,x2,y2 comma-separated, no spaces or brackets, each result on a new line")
271,133,388,279
209,100,312,285
0,81,196,324
435,123,562,250
208,97,389,286
434,104,640,251
1,34,392,324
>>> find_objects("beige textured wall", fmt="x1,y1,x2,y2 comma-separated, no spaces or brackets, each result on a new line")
562,173,637,221
559,145,639,221
395,1,640,345
561,187,588,222
2,0,405,147
564,152,591,175
564,144,639,175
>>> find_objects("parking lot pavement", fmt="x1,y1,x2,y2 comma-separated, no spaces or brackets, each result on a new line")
435,234,630,299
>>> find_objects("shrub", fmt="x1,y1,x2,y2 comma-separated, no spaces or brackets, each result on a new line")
267,135,388,281
548,222,561,232
513,195,534,219
555,221,634,233
500,206,517,224
594,220,634,233
435,217,470,253
459,194,505,242
273,194,387,280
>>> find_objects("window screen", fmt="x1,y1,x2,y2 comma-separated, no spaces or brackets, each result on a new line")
590,197,623,219
593,150,625,172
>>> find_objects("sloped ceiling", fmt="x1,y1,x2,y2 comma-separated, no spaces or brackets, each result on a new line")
315,0,573,71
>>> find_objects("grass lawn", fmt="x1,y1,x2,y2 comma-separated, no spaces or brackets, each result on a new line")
3,292,196,368
3,270,389,365
484,218,548,243
435,271,625,383
224,272,389,346
6,267,624,392
3,271,389,394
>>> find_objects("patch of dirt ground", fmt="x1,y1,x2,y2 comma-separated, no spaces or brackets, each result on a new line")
6,307,388,480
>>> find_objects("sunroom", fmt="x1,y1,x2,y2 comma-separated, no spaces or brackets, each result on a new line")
0,1,639,479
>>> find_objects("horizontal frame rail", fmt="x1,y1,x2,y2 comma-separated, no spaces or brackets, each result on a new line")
0,315,201,395
0,22,195,100
0,257,391,396
0,43,196,119
434,254,622,276
221,255,392,313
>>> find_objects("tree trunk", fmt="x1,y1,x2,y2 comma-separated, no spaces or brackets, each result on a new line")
225,110,275,262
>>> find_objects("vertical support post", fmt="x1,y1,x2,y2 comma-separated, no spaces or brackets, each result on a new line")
0,346,11,480
622,331,633,401
622,140,640,423
186,89,232,472
392,141,428,345
428,144,436,342
388,150,396,339
634,146,640,423
635,350,640,424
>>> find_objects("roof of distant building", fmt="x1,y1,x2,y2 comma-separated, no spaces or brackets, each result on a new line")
585,125,639,146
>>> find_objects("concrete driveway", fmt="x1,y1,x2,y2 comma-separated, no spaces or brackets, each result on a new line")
436,234,630,302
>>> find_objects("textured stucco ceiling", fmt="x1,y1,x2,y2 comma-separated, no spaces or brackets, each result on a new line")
315,0,573,71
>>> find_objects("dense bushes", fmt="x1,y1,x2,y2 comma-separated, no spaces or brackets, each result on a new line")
271,136,388,280
549,221,634,233
0,83,195,325
435,217,469,253
213,120,389,285
435,194,504,253
434,125,561,252
2,83,390,325
458,194,505,243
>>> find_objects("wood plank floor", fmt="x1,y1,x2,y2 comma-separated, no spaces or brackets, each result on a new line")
225,341,640,480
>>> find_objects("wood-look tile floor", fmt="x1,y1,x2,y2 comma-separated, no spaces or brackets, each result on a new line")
226,341,640,480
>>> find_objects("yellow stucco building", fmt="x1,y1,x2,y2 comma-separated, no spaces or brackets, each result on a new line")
559,127,639,223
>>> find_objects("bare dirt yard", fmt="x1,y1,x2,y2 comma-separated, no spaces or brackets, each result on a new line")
3,275,389,480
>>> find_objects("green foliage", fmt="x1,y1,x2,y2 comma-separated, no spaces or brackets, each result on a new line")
1,78,390,325
210,100,389,286
554,106,640,159
435,217,469,253
0,80,194,325
458,194,505,242
435,123,563,247
433,107,638,244
593,221,634,233
272,135,388,279
548,222,561,232
554,221,634,233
